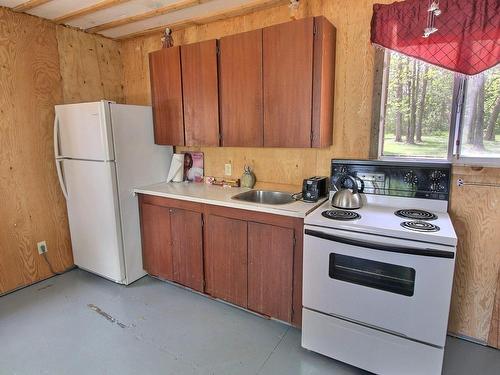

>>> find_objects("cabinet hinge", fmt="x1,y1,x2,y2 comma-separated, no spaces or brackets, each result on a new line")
313,23,318,35
216,44,220,55
218,133,223,141
201,216,204,227
293,236,296,248
310,131,314,142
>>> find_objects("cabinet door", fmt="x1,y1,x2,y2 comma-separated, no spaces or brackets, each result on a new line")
149,46,184,145
219,29,263,146
170,208,204,292
181,40,219,146
263,18,314,147
248,222,294,323
139,203,174,280
312,16,336,147
205,215,247,307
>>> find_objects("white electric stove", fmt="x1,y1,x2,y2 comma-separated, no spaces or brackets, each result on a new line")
302,160,457,375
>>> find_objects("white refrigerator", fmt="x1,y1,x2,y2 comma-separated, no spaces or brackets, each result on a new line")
54,101,172,284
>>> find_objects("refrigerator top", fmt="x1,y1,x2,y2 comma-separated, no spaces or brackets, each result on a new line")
55,101,115,161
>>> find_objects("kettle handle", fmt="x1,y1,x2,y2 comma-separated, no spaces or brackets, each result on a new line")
355,176,365,193
335,175,363,193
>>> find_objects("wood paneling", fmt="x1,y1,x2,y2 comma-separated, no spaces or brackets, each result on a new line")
448,166,500,343
119,0,360,183
54,0,131,24
149,46,184,145
248,223,294,322
13,0,51,12
86,0,202,34
116,0,289,40
0,8,72,294
139,202,173,280
204,214,248,307
488,270,500,348
170,208,204,292
219,29,263,147
56,25,124,104
181,39,220,146
312,16,335,148
263,17,314,147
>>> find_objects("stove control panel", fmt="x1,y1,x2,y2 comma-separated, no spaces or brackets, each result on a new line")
331,160,451,201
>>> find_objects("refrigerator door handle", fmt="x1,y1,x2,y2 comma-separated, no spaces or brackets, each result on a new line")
54,111,61,158
55,159,69,200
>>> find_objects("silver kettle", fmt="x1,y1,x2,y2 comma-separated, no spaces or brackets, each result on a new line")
331,175,364,210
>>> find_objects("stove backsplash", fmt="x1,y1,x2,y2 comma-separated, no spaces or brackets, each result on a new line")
331,159,452,201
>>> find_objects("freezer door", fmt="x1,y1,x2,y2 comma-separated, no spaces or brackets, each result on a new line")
62,159,125,282
55,101,114,161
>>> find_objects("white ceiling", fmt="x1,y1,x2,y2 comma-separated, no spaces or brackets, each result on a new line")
0,0,285,39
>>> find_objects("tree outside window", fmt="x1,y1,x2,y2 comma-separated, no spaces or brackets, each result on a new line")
378,51,500,163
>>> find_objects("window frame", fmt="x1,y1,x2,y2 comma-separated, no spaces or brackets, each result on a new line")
375,50,500,167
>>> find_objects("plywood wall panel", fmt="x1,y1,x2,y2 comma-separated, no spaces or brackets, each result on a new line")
121,0,379,184
488,270,500,348
448,166,500,343
56,25,124,104
0,8,73,294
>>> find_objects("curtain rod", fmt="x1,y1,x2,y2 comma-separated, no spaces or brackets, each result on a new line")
456,178,500,188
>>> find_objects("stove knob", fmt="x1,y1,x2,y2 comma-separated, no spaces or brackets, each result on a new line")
430,182,445,192
404,170,418,185
430,170,445,181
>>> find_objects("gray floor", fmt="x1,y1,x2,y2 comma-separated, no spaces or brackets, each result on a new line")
1,270,499,375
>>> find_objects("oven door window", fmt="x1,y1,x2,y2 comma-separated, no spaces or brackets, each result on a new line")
329,254,416,297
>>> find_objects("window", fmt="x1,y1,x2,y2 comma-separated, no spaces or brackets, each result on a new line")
377,51,500,164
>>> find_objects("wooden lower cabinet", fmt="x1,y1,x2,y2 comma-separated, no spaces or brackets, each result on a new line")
170,208,204,292
138,194,304,327
139,195,203,291
140,203,174,280
204,214,248,307
248,222,294,322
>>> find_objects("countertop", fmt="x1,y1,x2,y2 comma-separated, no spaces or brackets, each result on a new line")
133,181,326,218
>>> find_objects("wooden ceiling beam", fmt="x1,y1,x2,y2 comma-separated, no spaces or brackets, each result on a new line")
13,0,52,12
53,0,132,24
115,0,289,40
86,0,207,34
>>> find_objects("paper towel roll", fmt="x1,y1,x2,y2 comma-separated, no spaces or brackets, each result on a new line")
167,154,184,183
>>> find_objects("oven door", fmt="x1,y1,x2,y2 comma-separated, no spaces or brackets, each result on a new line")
303,225,455,347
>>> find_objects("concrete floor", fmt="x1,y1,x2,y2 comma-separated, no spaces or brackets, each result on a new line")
1,270,499,375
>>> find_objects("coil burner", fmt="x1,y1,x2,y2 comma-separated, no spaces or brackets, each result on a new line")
400,221,440,232
321,210,361,221
395,209,438,221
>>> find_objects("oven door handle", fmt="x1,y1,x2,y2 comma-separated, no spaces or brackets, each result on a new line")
304,229,455,259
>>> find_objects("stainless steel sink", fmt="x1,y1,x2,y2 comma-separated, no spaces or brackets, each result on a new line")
231,190,295,205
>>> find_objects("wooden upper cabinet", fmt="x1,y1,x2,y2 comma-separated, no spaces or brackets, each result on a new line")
263,16,335,148
312,16,336,148
139,202,174,280
148,17,335,148
204,214,248,307
263,18,314,148
181,40,220,146
248,222,295,323
219,29,263,147
149,46,185,145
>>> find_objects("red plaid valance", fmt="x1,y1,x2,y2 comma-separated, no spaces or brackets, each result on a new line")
371,0,500,75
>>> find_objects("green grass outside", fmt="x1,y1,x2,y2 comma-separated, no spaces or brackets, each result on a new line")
383,133,500,158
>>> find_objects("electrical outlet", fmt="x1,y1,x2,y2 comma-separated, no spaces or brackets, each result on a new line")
224,163,232,176
37,241,48,255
